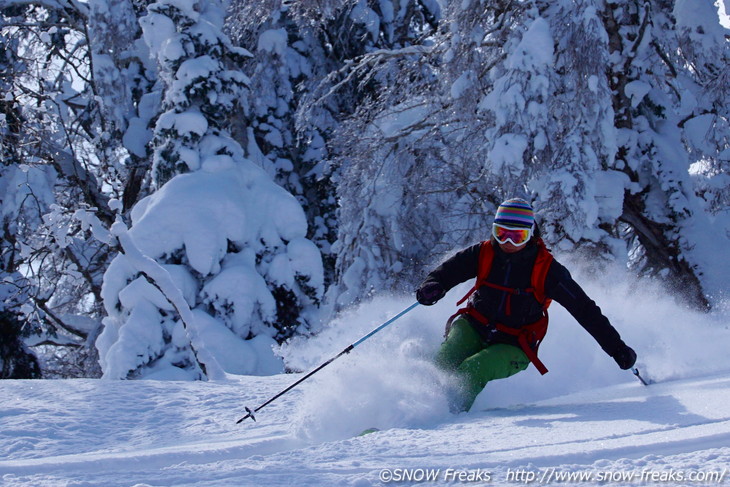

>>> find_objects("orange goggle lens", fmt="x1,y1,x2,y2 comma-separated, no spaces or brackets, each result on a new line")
492,224,532,246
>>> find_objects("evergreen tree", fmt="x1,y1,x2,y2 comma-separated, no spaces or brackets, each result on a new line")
229,2,340,287
88,0,160,212
98,0,324,379
142,0,250,187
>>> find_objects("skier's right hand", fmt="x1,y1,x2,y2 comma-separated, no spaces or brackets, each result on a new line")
416,281,445,306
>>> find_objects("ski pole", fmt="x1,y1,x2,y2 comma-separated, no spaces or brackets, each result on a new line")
631,367,651,386
236,301,420,424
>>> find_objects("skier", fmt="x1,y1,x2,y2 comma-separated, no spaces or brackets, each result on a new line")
416,198,637,412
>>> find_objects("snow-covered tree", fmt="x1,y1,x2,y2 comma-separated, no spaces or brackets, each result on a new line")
0,1,116,377
672,0,730,243
296,0,443,310
0,58,42,375
2,0,728,380
141,0,250,187
531,2,621,261
87,0,160,212
319,0,730,310
227,2,341,286
97,0,324,380
600,0,730,308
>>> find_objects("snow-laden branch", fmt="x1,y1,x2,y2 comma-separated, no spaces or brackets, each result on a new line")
110,219,227,381
0,0,89,17
302,44,433,116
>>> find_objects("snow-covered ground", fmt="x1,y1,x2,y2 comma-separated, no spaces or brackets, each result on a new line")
2,372,729,486
2,272,730,487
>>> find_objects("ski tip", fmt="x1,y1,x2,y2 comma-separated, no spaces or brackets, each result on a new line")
356,427,380,437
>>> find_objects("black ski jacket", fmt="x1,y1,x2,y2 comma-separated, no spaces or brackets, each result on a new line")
421,239,628,357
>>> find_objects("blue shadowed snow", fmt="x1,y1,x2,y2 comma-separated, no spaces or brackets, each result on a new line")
1,263,729,486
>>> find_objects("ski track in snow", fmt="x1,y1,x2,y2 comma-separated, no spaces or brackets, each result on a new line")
2,372,730,487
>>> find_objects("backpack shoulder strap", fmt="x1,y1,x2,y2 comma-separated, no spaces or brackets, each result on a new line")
476,240,495,286
456,240,493,306
531,238,554,307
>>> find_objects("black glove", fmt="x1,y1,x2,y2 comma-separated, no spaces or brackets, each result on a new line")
416,281,446,306
611,345,637,370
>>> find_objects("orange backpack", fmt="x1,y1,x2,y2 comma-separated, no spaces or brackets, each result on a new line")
450,239,554,375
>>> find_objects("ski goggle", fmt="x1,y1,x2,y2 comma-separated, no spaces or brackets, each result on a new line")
492,223,533,246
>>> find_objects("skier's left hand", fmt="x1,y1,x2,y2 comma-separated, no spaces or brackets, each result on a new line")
612,345,637,370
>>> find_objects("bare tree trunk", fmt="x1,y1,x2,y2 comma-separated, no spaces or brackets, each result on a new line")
621,193,710,309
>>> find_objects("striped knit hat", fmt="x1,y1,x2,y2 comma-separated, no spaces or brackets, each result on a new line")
494,198,535,229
